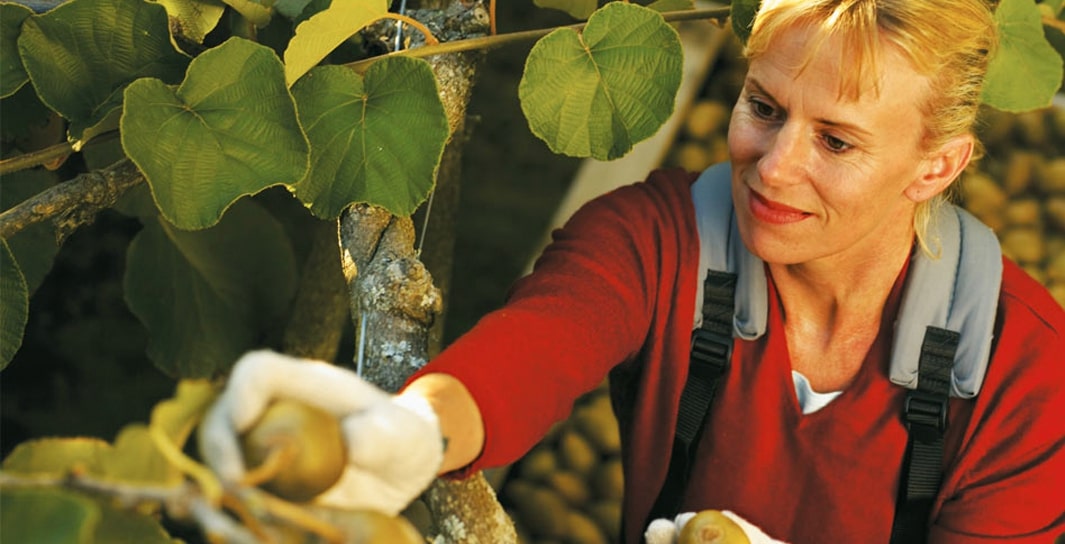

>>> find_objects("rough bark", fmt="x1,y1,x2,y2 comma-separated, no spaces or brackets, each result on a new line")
0,158,143,242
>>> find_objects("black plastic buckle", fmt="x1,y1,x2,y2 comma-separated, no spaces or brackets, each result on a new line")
689,327,731,380
904,389,948,437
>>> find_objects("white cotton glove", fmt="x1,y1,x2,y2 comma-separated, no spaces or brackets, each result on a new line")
199,350,443,515
644,510,789,544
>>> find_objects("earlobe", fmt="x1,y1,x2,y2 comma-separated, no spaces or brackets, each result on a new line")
905,134,974,203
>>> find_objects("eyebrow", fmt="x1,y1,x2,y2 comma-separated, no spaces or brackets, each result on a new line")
745,77,874,139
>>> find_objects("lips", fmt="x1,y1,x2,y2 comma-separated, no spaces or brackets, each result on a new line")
747,188,812,225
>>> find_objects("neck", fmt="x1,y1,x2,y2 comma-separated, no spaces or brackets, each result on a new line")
769,226,914,332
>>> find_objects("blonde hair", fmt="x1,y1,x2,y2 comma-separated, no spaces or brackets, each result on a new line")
743,0,998,255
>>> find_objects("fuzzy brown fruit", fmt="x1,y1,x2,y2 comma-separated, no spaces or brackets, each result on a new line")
678,510,751,544
241,399,347,502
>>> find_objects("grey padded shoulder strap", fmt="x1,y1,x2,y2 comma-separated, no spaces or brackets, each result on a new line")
890,206,1002,398
691,162,767,340
690,163,1003,399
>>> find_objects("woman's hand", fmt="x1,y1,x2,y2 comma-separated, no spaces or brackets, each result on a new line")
198,350,443,515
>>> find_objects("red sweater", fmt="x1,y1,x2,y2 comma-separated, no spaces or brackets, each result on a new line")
413,168,1065,543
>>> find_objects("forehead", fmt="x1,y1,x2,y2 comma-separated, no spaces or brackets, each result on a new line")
750,24,929,108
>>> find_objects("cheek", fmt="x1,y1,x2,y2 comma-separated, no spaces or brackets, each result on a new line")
726,113,759,162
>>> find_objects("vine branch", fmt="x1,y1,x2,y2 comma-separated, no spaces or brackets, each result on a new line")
0,158,143,242
346,6,731,72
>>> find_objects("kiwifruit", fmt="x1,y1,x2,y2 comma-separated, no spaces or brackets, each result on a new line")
677,510,751,544
241,399,347,502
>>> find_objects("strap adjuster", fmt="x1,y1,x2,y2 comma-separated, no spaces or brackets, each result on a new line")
689,327,731,380
904,390,948,434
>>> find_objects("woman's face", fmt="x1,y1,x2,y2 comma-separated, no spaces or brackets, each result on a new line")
728,24,938,267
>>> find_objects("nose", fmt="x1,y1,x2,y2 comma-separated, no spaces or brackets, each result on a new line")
756,122,807,187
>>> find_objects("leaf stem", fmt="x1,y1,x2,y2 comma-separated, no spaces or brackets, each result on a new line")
0,141,74,176
346,6,730,72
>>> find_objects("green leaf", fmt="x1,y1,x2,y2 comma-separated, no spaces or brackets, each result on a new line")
0,3,32,98
155,0,227,44
534,0,598,21
275,0,314,19
983,0,1064,111
519,2,683,160
0,166,60,294
283,0,390,86
222,0,274,27
17,0,189,141
0,239,29,369
121,37,309,230
124,199,298,378
102,424,180,485
646,0,695,14
94,505,177,544
731,0,759,44
2,437,111,476
151,380,218,446
291,60,448,218
0,83,52,143
0,488,99,544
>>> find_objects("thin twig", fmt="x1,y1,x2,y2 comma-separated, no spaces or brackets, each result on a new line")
0,141,75,176
346,6,731,72
377,13,440,46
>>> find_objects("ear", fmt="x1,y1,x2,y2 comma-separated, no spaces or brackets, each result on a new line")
904,134,974,203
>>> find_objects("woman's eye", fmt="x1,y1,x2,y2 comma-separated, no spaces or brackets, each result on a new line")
822,134,851,153
749,98,777,119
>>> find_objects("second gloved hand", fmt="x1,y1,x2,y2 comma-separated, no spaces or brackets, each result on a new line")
199,350,444,515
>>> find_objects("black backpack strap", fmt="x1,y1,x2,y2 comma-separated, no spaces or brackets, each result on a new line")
646,269,736,524
891,326,958,544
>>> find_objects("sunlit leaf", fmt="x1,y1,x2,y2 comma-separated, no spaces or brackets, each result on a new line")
0,3,32,98
983,0,1064,111
94,505,177,544
17,0,189,141
0,166,60,294
102,424,180,485
0,488,99,544
290,59,448,218
731,0,759,44
122,38,308,230
151,380,218,446
533,0,598,20
0,239,28,369
283,0,389,86
222,0,274,27
2,437,110,476
155,0,227,43
519,2,683,160
124,200,298,378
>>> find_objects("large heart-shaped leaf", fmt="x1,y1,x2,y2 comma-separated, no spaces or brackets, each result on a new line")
0,239,28,370
155,0,227,44
283,0,389,86
519,2,683,160
983,0,1063,111
17,0,189,140
124,199,298,378
0,3,32,98
122,37,309,230
290,59,448,218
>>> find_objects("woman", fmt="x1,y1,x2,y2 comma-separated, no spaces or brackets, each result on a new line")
201,0,1065,542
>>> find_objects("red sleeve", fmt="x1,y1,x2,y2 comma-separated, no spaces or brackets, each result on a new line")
933,259,1065,542
407,168,700,475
